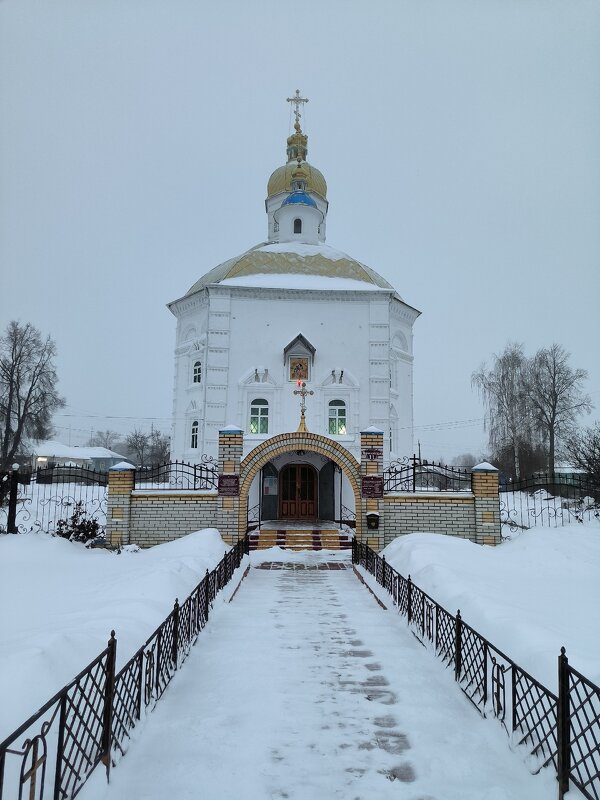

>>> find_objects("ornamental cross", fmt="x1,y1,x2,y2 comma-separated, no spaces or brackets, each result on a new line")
293,380,314,433
287,89,309,127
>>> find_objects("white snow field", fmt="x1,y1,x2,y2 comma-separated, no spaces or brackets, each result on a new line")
378,524,600,690
1,524,596,798
84,550,555,800
0,529,230,737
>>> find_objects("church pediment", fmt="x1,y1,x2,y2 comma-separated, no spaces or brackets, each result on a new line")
319,369,358,388
283,333,316,363
240,367,278,386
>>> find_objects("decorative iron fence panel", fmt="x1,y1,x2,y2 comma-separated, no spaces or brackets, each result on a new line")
384,456,471,493
0,466,108,536
566,660,600,800
352,539,600,798
512,665,558,771
500,474,600,531
0,536,249,800
0,644,113,800
133,459,218,491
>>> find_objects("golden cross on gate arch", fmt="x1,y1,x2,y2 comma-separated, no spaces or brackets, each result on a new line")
287,89,309,127
293,380,314,433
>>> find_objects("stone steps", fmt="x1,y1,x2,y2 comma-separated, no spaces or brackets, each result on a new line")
249,528,353,551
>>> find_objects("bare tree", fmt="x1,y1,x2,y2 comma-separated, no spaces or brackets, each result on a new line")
472,343,534,479
526,344,592,472
148,429,170,463
0,321,65,471
125,429,150,467
88,429,122,450
451,452,479,467
565,423,600,487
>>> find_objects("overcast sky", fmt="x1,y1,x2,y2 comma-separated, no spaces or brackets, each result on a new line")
1,0,599,460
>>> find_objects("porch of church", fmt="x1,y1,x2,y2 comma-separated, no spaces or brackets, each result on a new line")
243,439,358,551
248,519,353,551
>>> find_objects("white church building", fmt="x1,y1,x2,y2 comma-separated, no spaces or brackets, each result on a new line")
167,93,420,525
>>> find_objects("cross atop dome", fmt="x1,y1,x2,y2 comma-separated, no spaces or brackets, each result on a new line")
286,89,309,130
266,93,329,243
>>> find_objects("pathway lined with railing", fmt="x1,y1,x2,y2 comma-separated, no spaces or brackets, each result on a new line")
89,553,554,800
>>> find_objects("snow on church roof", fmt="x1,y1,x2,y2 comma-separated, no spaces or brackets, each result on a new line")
219,274,387,291
33,440,126,460
179,241,401,300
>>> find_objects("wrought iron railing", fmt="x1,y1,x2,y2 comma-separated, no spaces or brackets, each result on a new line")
0,536,249,800
339,504,356,528
500,473,600,530
246,503,260,533
384,455,471,493
352,539,600,800
0,465,108,535
133,459,218,491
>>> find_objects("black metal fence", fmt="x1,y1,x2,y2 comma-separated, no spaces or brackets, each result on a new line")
0,465,108,535
500,474,600,530
384,456,471,493
133,459,218,491
0,536,249,800
352,539,600,800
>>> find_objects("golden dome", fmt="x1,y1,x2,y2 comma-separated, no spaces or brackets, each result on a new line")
267,161,327,199
267,118,327,199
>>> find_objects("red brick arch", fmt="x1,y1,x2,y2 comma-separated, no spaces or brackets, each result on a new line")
238,432,362,537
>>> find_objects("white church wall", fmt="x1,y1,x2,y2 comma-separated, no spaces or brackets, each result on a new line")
274,203,322,245
170,286,417,464
224,288,376,461
389,305,415,459
171,301,209,461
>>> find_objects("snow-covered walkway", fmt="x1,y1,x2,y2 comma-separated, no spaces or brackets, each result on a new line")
90,554,555,800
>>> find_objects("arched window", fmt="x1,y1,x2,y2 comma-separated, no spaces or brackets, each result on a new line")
249,399,269,434
328,400,347,435
193,360,202,383
190,420,198,449
293,218,302,234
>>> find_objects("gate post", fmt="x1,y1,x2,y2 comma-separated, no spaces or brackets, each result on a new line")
472,462,501,546
360,428,384,550
7,463,20,533
217,427,243,545
557,647,571,798
107,463,134,548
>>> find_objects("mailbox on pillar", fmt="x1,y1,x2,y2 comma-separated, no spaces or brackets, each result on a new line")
366,511,380,530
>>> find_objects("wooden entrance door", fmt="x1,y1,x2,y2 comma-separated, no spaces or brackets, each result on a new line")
280,465,317,520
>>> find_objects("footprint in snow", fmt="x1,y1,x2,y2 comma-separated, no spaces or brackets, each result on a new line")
381,763,416,783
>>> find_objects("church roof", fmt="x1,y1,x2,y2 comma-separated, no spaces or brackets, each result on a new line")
181,242,402,299
281,191,317,208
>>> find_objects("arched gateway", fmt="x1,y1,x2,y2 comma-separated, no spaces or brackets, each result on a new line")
237,432,363,538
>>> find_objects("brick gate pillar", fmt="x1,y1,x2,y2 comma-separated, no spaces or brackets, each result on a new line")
107,463,134,548
217,426,244,545
472,462,502,546
360,427,385,550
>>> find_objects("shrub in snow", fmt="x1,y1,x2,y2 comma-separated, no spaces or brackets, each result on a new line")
55,502,104,545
